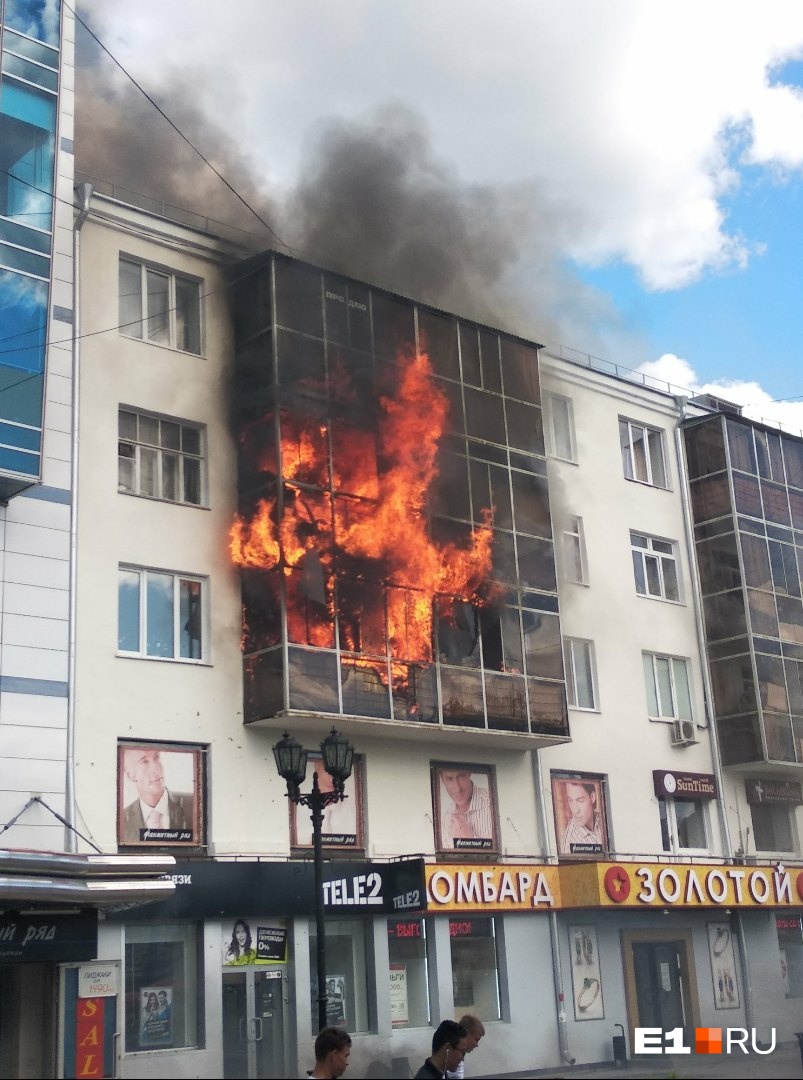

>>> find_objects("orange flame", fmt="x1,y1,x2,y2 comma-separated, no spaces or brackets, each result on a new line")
230,350,493,689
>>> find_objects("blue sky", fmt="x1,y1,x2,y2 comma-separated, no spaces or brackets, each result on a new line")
82,1,803,429
575,173,803,401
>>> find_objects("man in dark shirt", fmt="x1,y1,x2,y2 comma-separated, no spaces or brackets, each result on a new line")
414,1020,468,1080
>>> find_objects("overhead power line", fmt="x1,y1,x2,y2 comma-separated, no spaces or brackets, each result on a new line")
64,1,289,249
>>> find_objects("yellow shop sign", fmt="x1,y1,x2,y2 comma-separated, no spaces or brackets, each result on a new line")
426,864,560,911
560,861,803,909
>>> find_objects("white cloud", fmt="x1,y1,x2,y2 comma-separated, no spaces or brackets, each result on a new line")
638,353,803,435
77,1,803,291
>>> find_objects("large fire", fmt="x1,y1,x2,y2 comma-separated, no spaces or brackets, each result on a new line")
230,350,494,692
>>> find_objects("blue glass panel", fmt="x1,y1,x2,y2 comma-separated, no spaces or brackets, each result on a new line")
0,268,47,372
0,79,56,229
3,29,59,68
2,52,59,91
1,79,55,130
0,217,49,251
0,444,38,474
146,572,174,657
0,240,49,276
4,0,61,46
0,420,40,449
118,571,141,652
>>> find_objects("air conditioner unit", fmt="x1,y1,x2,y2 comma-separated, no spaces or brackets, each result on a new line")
670,718,697,747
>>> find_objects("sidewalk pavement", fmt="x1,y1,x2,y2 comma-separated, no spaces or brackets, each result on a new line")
507,1038,802,1080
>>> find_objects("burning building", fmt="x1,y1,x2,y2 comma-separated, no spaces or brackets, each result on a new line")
229,252,570,743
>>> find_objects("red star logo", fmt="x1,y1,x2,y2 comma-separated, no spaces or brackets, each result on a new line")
604,865,631,902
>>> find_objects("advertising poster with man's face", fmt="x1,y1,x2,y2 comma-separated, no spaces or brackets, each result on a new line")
551,772,609,856
432,764,498,852
290,754,363,848
117,742,203,847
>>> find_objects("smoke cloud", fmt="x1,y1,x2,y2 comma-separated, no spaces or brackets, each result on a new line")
75,37,623,350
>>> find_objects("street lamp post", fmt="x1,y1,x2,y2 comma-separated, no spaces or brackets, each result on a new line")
273,727,354,1033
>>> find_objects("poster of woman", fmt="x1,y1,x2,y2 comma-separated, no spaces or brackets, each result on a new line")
139,987,172,1047
224,919,258,965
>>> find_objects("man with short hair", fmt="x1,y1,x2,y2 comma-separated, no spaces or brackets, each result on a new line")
446,1015,485,1079
121,746,194,842
306,1027,351,1079
414,1019,468,1080
560,779,603,853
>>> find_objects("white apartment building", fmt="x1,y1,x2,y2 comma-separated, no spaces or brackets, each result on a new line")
60,181,803,1080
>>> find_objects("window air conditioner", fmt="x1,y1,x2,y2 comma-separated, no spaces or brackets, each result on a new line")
670,718,697,747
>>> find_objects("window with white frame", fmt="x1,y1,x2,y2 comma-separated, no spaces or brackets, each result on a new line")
658,795,709,853
619,418,667,488
562,515,588,584
751,803,796,853
564,638,597,710
118,409,205,506
119,257,202,354
631,532,680,601
545,394,577,462
643,652,692,721
118,567,206,661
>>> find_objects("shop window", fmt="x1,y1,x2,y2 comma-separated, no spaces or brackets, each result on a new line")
119,257,202,354
658,796,709,853
750,803,796,853
777,916,803,998
309,919,372,1035
449,917,502,1021
124,923,201,1052
387,918,431,1028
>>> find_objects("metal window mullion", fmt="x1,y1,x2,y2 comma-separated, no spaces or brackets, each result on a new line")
640,424,654,485
172,573,182,659
586,641,597,709
666,656,679,718
168,272,177,349
139,568,148,658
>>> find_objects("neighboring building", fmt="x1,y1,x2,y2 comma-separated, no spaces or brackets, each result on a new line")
0,6,173,1078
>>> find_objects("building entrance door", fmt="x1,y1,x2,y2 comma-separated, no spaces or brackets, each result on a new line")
621,927,700,1055
222,969,286,1079
632,940,687,1031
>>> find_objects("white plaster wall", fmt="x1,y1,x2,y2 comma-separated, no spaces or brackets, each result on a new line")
540,356,724,858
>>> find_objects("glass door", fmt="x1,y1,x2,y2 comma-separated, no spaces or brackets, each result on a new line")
222,969,285,1079
632,941,688,1032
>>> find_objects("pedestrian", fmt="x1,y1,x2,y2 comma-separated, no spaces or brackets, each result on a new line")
414,1019,468,1079
306,1026,352,1079
446,1015,485,1079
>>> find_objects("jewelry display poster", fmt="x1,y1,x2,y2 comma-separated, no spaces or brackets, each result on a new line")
569,924,604,1020
707,922,740,1009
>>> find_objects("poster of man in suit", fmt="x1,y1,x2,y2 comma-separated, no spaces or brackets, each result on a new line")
118,742,202,846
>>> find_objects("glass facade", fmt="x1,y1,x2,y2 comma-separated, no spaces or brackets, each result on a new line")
685,413,803,765
0,0,60,495
231,254,569,738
